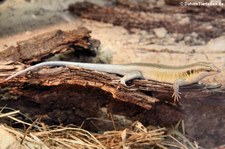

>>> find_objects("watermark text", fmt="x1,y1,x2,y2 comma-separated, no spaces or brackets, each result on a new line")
180,1,224,6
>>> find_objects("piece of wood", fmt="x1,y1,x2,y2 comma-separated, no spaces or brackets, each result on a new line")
0,65,182,130
69,1,225,42
0,65,223,125
0,27,100,64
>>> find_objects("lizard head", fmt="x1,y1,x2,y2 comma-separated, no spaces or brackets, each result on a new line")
189,62,221,77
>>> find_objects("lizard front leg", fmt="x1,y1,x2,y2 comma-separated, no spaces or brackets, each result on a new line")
120,71,144,86
172,79,185,102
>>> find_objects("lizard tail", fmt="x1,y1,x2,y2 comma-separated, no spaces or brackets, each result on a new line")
4,61,128,81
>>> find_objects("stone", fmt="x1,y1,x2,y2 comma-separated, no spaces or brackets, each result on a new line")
153,27,168,38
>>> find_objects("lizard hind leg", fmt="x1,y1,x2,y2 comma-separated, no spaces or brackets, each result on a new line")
120,71,144,86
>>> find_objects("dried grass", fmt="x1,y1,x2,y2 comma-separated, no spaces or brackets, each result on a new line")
0,107,201,149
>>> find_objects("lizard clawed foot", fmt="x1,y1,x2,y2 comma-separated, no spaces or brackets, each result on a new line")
111,80,121,89
172,91,181,103
111,79,127,90
120,79,135,88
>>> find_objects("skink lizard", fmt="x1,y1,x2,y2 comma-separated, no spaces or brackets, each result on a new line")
5,61,221,102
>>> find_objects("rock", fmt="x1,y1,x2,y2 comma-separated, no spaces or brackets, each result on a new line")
178,17,190,25
153,27,167,38
207,36,225,52
0,126,23,149
166,36,176,44
156,0,165,6
191,32,198,38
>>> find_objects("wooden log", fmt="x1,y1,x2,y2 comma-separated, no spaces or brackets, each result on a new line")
0,65,179,130
0,64,223,130
69,1,225,42
0,27,100,64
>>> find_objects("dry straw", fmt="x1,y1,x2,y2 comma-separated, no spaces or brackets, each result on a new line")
0,107,200,149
